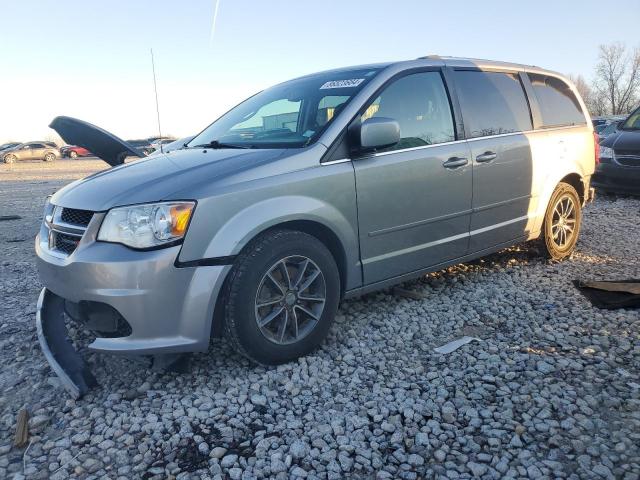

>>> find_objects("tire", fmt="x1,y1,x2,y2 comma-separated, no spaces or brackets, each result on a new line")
4,154,16,164
541,182,582,260
44,153,55,162
69,151,78,159
224,229,340,365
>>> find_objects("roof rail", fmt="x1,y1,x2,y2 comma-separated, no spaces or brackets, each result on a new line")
418,54,442,60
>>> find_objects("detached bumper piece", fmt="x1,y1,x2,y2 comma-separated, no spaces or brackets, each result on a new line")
36,288,97,399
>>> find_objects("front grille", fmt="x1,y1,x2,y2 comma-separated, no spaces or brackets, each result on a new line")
42,205,93,257
61,207,93,227
51,231,82,255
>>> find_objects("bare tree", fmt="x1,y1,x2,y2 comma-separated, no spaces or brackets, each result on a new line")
568,74,606,116
593,43,640,115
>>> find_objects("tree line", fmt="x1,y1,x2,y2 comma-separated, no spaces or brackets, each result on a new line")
570,42,640,117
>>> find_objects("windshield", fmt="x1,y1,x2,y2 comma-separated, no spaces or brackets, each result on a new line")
188,68,382,149
622,107,640,131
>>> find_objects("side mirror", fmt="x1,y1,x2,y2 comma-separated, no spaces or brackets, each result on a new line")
356,117,400,152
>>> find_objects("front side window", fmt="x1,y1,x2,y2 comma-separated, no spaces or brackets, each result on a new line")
528,73,586,128
360,71,455,151
189,68,381,149
454,71,532,138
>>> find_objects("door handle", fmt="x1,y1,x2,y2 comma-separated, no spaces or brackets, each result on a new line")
443,156,468,169
476,151,497,163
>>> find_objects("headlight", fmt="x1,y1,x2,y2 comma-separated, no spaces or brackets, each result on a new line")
599,145,614,159
43,196,54,223
98,201,195,249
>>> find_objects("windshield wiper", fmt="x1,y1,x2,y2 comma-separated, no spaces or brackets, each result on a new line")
190,140,251,149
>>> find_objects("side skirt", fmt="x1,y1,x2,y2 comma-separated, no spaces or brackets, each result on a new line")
343,234,533,299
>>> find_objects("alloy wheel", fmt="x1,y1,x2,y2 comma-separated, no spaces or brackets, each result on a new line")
551,194,577,249
254,255,326,345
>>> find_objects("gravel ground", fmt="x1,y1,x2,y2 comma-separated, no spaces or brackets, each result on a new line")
0,159,639,479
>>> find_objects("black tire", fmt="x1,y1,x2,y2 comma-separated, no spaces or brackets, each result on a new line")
69,151,78,159
44,153,55,162
224,229,340,365
4,154,16,164
541,182,582,260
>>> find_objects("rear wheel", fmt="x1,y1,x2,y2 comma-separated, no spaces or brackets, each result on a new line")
69,151,78,159
4,154,16,164
541,182,582,260
44,153,55,162
224,229,340,365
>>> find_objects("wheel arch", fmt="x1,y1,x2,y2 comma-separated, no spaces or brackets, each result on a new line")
559,172,585,204
209,218,353,339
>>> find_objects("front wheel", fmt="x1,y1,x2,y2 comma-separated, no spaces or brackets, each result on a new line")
4,154,16,164
69,151,78,159
224,229,340,365
541,182,582,260
44,153,55,162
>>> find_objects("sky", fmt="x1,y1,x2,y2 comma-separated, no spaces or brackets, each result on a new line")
0,0,639,143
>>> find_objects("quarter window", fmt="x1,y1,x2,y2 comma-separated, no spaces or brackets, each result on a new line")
361,72,455,151
528,73,586,127
454,71,532,138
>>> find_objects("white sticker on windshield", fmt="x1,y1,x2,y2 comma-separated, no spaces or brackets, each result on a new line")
320,79,365,89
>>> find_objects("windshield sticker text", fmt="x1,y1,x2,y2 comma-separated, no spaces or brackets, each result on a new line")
320,79,365,89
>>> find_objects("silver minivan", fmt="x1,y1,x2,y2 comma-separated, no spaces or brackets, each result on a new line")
36,56,596,397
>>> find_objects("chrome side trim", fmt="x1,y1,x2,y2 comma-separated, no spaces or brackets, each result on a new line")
371,139,465,158
321,158,351,166
369,209,473,237
469,215,528,236
364,215,529,265
356,124,590,159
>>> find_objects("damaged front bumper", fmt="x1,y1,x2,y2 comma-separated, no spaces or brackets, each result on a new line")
35,230,231,398
36,288,97,399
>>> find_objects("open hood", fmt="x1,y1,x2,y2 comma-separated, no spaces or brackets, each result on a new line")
49,116,144,167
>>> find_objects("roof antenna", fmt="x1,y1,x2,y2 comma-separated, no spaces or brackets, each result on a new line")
150,48,163,153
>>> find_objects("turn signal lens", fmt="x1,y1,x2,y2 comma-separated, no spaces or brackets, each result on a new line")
171,205,193,235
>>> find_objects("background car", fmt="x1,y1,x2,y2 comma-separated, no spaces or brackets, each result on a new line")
2,142,60,163
0,142,21,152
593,106,640,195
149,137,176,153
597,120,623,142
60,145,92,158
125,139,155,156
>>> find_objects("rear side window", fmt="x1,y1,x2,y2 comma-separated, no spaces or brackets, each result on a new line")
361,71,455,151
454,71,532,138
528,74,586,128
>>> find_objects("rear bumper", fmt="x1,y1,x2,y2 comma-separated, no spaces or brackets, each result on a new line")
592,164,640,195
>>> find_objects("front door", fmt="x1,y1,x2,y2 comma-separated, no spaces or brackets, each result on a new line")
353,70,472,285
452,70,534,251
17,143,33,160
30,143,46,160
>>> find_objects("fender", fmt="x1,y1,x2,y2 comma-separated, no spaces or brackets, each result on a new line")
181,194,362,291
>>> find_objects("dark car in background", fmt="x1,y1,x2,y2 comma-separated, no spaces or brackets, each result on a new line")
60,145,92,158
126,139,155,156
597,120,623,142
593,107,640,194
2,142,60,163
0,142,21,152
